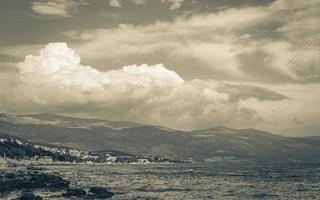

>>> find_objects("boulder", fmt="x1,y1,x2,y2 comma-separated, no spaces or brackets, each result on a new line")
28,173,70,189
17,192,43,200
89,187,114,199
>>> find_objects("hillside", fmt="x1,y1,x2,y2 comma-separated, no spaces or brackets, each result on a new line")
1,113,320,163
0,132,80,162
0,131,176,164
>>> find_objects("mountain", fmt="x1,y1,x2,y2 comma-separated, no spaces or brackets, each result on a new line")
1,113,320,163
20,113,141,129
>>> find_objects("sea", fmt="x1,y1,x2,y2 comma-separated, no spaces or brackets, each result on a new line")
4,163,320,199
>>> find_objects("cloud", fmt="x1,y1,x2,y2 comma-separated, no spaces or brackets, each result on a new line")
162,0,185,10
110,0,122,8
237,40,320,82
60,0,320,83
67,6,269,79
0,44,43,60
270,0,320,47
109,0,146,7
242,83,320,136
64,30,94,41
1,0,319,136
0,62,17,73
132,0,146,5
31,0,86,17
216,82,288,102
0,43,287,130
267,0,320,59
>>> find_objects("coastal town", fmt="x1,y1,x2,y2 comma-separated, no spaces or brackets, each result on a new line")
0,134,181,166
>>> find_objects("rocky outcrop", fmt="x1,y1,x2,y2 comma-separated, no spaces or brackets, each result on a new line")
0,170,115,199
88,187,114,199
0,171,69,193
16,192,43,200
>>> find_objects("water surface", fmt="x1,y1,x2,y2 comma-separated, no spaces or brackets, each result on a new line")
48,163,320,199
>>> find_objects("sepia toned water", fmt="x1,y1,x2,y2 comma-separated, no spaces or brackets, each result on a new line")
49,163,320,199
4,163,320,199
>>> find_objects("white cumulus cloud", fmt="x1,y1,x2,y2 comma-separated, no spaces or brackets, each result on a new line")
0,43,287,130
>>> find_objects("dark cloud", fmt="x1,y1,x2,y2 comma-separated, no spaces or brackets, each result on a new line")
236,50,294,83
216,82,289,102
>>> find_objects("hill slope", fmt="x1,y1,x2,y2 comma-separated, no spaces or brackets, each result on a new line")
1,113,320,163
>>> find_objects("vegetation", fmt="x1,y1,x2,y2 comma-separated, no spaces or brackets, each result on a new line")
0,138,79,162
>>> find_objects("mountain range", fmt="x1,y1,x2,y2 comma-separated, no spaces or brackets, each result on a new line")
1,113,320,163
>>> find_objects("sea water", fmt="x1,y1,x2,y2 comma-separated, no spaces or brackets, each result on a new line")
44,163,320,199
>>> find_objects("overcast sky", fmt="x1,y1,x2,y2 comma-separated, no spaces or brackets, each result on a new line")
0,0,319,136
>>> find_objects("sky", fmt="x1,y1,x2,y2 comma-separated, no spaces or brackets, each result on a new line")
0,0,319,136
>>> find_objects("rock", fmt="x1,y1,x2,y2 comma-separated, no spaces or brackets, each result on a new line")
28,173,70,189
62,188,86,197
17,192,43,200
0,171,69,193
89,187,114,199
26,165,44,171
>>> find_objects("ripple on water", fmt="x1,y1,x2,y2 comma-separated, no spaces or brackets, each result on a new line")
5,163,320,200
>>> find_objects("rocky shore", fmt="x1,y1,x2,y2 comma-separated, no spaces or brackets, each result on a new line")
0,168,114,199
